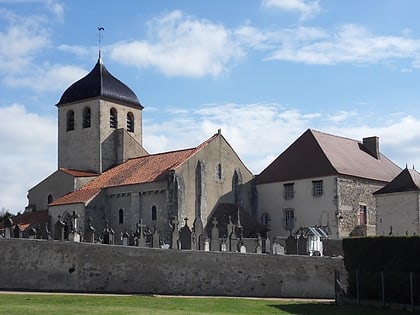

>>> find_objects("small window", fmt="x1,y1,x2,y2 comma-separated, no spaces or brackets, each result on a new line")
83,107,91,128
312,180,323,197
359,204,367,225
261,212,271,226
66,110,74,131
110,108,118,129
151,205,157,221
284,208,295,231
217,163,222,179
47,194,53,204
283,183,294,199
118,209,124,224
127,112,134,132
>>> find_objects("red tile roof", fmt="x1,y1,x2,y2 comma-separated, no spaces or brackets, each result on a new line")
50,134,218,206
59,168,98,177
257,129,401,184
0,210,48,232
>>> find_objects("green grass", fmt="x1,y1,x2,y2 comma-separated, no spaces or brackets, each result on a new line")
0,293,413,315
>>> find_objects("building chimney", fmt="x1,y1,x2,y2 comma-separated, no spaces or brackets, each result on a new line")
363,136,380,159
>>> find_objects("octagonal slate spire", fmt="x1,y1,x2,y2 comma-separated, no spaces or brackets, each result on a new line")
57,58,142,108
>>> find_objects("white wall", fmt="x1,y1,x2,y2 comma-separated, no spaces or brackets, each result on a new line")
257,176,338,238
376,191,420,236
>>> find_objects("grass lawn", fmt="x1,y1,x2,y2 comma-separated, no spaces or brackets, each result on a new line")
0,293,413,315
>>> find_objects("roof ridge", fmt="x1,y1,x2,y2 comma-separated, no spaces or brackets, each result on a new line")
310,128,361,143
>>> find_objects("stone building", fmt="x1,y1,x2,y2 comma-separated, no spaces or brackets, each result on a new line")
255,129,401,239
26,57,255,245
374,167,420,236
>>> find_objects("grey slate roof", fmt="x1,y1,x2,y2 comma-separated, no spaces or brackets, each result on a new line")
256,129,401,184
57,58,142,108
374,168,420,195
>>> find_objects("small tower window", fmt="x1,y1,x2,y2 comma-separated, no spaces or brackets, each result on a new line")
127,112,134,132
152,205,157,221
83,107,91,128
119,209,124,224
47,194,53,204
110,108,118,129
66,110,74,131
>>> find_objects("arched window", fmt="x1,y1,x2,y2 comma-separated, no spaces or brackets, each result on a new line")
110,108,118,129
118,209,124,224
127,112,134,132
151,205,157,221
66,110,74,131
47,194,53,204
83,107,91,128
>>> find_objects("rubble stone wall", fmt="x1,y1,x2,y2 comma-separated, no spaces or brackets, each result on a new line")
0,238,345,298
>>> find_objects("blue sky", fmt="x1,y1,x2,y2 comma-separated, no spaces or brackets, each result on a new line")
2,0,420,213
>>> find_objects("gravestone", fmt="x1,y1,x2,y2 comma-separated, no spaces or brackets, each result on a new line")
204,237,210,251
54,215,65,241
286,233,297,254
179,217,192,250
122,230,129,246
13,224,21,238
220,238,227,252
171,218,180,249
137,219,146,247
103,220,114,245
298,234,309,255
3,214,13,239
265,237,271,254
210,217,219,251
152,227,160,248
84,217,95,243
193,217,204,250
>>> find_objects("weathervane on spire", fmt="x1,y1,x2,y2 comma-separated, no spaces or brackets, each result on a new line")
98,26,105,59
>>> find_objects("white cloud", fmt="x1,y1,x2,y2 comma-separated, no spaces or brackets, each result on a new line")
0,8,50,73
262,0,321,21
110,10,244,78
266,24,420,67
0,104,56,213
4,63,87,92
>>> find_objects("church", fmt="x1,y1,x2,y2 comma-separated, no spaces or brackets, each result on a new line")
26,56,257,247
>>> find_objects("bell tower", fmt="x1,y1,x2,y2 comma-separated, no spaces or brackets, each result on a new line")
56,57,147,174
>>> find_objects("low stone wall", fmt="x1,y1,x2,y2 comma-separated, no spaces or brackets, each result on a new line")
0,238,345,298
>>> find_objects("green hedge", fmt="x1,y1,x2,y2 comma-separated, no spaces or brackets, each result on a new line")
343,236,420,303
343,236,420,272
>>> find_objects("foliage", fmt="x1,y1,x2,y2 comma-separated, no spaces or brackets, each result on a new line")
343,236,420,304
0,294,413,315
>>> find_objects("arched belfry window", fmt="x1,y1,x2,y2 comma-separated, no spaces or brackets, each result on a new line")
127,112,134,132
110,108,118,129
119,209,124,224
47,194,53,204
66,110,74,131
83,107,91,128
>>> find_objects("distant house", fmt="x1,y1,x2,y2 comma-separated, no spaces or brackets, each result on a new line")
374,168,420,236
256,129,401,239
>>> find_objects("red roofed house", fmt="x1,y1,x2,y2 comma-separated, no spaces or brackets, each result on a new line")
255,129,401,239
26,57,254,245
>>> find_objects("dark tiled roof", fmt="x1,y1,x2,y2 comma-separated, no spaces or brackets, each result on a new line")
256,129,401,184
50,134,218,206
374,168,420,195
57,58,142,108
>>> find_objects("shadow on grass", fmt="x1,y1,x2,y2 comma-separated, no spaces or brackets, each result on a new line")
268,303,343,315
268,302,411,315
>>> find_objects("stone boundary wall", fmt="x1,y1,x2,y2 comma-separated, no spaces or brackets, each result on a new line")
0,239,345,298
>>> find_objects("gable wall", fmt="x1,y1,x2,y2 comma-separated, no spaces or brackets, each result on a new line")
376,191,420,236
175,135,254,229
28,171,77,211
